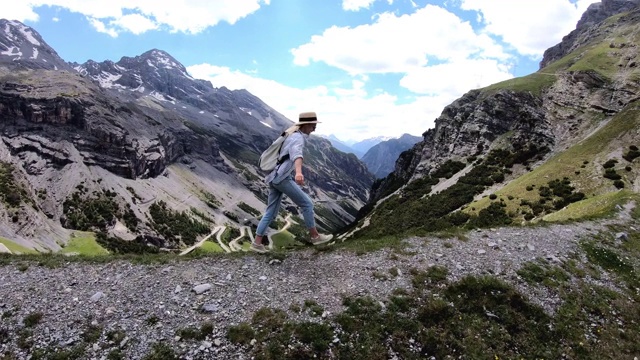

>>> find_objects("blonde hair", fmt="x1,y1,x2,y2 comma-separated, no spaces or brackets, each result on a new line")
284,125,301,135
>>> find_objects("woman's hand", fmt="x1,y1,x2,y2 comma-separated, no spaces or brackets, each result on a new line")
295,173,304,185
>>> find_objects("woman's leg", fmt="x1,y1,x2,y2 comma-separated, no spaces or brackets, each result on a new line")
255,184,284,243
273,178,316,230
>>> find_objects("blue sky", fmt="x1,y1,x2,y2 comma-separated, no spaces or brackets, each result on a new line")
4,0,597,142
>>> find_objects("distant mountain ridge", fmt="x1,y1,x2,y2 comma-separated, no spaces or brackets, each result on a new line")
325,134,402,160
351,136,394,155
360,134,422,178
325,134,362,157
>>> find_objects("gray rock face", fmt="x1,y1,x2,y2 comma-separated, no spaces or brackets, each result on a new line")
0,73,215,180
370,89,554,203
540,0,640,69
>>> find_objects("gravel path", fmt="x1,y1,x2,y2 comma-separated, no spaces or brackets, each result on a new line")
0,213,634,359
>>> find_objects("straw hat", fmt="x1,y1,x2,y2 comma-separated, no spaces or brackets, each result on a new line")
294,111,321,126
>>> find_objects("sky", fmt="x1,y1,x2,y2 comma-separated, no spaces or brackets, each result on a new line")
3,0,598,143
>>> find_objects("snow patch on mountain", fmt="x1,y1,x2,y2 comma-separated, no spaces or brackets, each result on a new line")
98,72,123,88
13,21,41,46
0,46,20,57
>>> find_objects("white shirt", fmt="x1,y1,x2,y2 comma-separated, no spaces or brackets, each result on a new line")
265,131,307,184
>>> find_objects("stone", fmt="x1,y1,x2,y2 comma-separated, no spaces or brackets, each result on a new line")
192,284,212,294
90,291,104,302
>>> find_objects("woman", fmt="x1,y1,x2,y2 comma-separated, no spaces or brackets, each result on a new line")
251,112,333,253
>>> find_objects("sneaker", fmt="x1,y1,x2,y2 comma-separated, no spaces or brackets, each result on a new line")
310,233,333,245
250,242,269,253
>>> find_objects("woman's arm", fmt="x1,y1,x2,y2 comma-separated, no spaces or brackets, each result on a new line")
294,158,304,185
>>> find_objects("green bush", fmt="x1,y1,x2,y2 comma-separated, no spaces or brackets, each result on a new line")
238,202,261,217
603,168,622,180
622,147,640,162
149,201,210,246
62,190,122,231
603,159,618,168
95,232,160,254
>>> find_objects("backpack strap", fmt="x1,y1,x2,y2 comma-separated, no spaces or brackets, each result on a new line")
274,131,290,169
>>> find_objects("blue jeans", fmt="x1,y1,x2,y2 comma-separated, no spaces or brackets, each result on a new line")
256,177,315,236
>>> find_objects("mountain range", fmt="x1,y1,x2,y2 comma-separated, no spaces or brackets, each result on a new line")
360,134,422,178
325,134,420,177
0,19,374,252
1,0,640,255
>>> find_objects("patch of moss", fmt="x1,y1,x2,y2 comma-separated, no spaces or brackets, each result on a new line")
517,260,570,287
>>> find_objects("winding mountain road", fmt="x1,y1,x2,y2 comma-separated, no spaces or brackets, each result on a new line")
178,226,224,255
178,214,294,254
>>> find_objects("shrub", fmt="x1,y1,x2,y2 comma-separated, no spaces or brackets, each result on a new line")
95,232,159,254
603,168,622,180
223,211,239,222
62,190,121,231
238,202,261,217
23,312,43,327
0,162,29,207
622,146,640,162
603,159,618,168
613,180,625,189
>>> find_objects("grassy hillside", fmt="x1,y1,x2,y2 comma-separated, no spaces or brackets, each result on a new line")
467,103,640,221
0,237,39,255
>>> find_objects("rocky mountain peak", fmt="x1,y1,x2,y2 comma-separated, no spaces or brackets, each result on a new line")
539,0,640,68
116,48,190,78
0,19,71,71
576,0,640,28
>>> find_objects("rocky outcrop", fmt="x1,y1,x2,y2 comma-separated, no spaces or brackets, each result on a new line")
540,0,640,69
1,84,168,180
369,89,554,204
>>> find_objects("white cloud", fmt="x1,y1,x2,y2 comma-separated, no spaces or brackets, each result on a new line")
5,0,270,35
291,5,509,75
2,3,41,22
111,13,158,35
342,0,377,11
460,0,600,56
188,63,452,141
342,0,395,11
88,17,118,38
400,58,513,97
